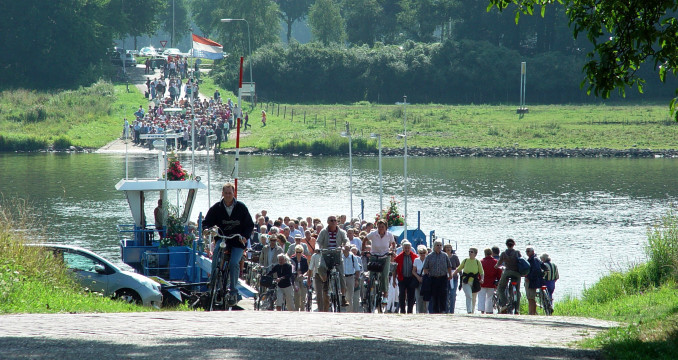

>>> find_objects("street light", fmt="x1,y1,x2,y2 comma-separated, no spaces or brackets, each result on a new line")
220,18,253,85
396,96,408,241
341,123,353,221
370,133,383,213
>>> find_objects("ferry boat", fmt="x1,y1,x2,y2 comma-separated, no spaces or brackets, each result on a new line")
115,133,254,307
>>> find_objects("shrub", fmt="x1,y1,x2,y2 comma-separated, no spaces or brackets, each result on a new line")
52,136,72,150
646,211,678,283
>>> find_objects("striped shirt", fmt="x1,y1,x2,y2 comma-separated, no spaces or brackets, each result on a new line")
543,261,559,281
402,255,413,278
328,230,337,248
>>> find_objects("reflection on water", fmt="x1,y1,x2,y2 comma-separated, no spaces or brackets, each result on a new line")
2,153,677,303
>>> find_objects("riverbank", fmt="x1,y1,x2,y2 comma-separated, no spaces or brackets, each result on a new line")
95,139,678,158
4,68,678,153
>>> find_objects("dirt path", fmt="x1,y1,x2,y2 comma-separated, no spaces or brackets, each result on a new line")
0,311,615,359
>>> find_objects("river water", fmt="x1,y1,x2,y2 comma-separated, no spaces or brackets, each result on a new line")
2,152,677,302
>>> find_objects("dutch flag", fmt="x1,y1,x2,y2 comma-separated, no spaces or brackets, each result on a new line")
192,34,224,60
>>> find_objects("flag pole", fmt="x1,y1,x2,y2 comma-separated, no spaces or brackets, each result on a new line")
234,56,244,197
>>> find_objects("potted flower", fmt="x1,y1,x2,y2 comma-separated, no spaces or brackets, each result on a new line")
376,197,405,227
164,151,189,181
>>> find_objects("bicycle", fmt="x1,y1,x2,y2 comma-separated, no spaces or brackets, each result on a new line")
362,252,391,314
256,271,277,311
304,278,313,312
205,228,242,311
537,285,553,316
494,276,520,315
319,248,343,313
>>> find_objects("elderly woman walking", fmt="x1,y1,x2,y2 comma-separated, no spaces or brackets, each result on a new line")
413,244,428,314
452,247,484,314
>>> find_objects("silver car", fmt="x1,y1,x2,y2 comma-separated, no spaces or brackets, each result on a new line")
37,244,162,308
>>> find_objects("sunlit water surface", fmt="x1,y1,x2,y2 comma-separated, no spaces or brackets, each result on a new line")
2,152,677,306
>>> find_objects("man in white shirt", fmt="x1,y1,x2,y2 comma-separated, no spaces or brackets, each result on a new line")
342,244,361,312
288,220,304,239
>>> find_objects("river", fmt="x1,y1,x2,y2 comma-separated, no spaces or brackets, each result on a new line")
2,152,677,302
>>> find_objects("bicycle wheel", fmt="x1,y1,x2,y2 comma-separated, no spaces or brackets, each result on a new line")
209,268,225,311
306,289,312,312
510,284,519,314
492,290,500,314
541,288,553,316
329,275,340,312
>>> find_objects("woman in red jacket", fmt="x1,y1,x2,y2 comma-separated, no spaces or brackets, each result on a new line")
392,240,419,314
478,248,502,314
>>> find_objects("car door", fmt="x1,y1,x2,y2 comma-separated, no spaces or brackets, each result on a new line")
62,250,110,296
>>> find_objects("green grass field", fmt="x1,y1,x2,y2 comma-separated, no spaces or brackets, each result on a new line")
2,74,678,152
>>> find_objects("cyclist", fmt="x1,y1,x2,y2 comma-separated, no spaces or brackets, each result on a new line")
366,219,397,305
316,215,350,306
494,238,522,314
202,182,254,304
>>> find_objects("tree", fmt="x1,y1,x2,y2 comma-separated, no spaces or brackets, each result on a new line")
212,0,280,55
277,0,313,43
161,0,190,48
0,0,112,89
190,0,221,37
342,0,382,46
487,0,678,119
308,0,345,46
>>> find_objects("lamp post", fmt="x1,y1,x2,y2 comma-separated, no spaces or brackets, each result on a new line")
220,18,253,85
370,133,383,213
341,123,353,221
396,96,408,240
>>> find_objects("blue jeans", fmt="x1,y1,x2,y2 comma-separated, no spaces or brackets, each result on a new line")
211,240,244,295
447,277,458,314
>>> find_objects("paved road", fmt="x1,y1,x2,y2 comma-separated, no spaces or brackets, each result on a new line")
0,311,615,359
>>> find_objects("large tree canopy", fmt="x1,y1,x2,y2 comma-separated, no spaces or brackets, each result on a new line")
487,0,678,119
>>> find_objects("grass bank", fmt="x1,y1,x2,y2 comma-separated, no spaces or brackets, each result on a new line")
233,102,678,153
0,80,146,151
0,197,175,313
554,212,678,359
2,73,678,153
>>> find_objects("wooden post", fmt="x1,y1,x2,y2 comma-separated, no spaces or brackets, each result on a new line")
284,106,287,119
291,109,294,122
277,104,280,116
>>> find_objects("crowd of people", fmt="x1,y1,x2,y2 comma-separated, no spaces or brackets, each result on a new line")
201,183,560,314
123,55,252,151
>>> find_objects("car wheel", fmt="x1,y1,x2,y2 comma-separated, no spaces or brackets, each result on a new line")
115,289,142,305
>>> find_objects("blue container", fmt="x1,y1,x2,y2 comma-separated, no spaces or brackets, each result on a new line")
388,226,429,249
168,246,188,280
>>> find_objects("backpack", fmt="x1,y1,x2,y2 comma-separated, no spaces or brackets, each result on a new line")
517,256,530,276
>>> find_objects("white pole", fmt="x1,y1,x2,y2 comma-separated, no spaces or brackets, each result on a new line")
191,114,195,175
348,123,353,221
378,135,382,213
403,96,408,241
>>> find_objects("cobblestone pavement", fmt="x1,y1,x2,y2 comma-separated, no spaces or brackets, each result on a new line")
0,311,616,359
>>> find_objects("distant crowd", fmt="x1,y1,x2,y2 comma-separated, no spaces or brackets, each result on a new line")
122,55,251,150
